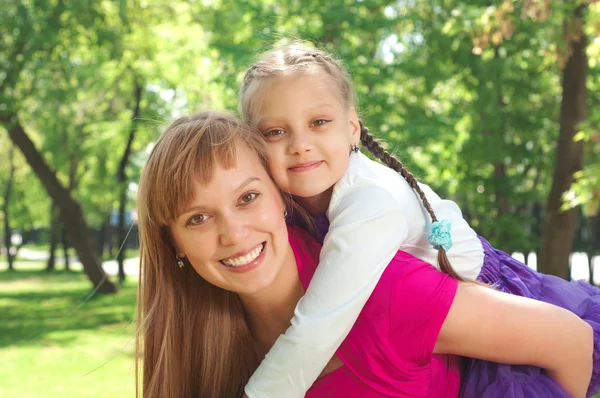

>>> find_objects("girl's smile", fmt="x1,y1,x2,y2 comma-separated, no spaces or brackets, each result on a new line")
288,160,324,172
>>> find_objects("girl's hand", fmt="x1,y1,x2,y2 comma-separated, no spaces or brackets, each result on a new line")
435,282,593,398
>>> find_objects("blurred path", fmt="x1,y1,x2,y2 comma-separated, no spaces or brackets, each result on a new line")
14,248,140,276
10,248,600,283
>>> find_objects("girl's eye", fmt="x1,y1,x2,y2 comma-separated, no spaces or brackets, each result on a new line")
187,214,209,226
311,119,330,127
263,129,285,138
240,191,259,205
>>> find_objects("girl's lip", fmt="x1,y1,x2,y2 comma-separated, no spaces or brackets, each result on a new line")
219,242,266,273
289,161,323,172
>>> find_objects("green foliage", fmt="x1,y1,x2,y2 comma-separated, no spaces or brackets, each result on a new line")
1,0,599,253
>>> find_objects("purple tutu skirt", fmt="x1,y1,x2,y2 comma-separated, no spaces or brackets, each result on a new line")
462,236,600,398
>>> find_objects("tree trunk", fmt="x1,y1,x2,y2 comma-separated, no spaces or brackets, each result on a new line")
61,223,70,271
98,215,111,259
3,145,15,271
47,202,59,272
2,114,118,293
587,216,595,285
116,80,142,283
539,6,588,279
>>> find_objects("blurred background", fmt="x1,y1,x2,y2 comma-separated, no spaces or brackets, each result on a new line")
1,0,599,396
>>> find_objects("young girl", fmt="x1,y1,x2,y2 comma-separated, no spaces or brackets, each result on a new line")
239,45,600,398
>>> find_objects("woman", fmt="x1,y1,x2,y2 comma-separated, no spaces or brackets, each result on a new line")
135,110,592,398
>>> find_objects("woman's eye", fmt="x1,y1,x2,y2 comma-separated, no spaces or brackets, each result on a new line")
240,192,259,204
187,214,208,226
311,119,330,127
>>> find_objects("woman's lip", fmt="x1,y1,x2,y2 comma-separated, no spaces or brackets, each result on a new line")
220,243,266,273
289,161,323,172
221,242,264,261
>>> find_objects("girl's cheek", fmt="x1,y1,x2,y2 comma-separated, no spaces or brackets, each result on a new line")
270,159,284,172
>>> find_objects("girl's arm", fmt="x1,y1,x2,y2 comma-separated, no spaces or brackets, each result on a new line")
435,282,593,398
244,186,407,398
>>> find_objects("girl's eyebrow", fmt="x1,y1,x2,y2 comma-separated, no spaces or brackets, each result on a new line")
257,103,336,127
307,102,335,111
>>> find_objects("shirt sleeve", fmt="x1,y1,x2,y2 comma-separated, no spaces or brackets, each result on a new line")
245,185,407,398
387,253,458,362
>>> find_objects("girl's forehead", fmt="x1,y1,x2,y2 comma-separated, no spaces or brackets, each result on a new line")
260,73,344,106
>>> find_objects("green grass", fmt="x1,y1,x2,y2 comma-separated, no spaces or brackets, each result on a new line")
0,262,137,398
2,262,599,397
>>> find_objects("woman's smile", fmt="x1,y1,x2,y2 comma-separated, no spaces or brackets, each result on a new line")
219,242,267,273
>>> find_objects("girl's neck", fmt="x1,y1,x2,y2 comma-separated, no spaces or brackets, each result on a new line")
295,186,334,216
239,245,304,355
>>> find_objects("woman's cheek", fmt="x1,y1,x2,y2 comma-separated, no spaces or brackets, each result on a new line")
255,194,286,227
255,205,282,226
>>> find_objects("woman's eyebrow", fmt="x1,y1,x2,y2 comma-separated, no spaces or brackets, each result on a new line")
180,177,261,216
235,177,260,192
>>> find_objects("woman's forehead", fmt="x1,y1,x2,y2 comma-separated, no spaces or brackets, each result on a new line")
188,143,270,198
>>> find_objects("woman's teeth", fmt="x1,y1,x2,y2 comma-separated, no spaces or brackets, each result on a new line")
221,243,264,267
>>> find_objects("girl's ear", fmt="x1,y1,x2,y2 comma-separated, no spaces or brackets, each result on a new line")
348,106,360,143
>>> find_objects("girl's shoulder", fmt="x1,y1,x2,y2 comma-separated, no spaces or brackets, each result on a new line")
331,153,418,211
338,152,406,190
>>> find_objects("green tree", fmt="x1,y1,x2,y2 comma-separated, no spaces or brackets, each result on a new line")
1,1,119,292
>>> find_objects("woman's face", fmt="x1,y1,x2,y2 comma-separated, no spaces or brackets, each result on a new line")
170,142,292,295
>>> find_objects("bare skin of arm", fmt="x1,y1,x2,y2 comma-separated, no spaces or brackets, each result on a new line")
435,282,594,398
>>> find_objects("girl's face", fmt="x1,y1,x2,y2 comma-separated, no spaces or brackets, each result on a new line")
255,73,360,214
170,142,293,295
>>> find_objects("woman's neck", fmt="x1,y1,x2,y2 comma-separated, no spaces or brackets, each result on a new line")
239,245,305,354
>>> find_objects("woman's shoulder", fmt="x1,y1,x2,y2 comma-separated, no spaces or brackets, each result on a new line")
386,252,458,313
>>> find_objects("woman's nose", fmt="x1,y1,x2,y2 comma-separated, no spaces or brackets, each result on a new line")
218,216,250,246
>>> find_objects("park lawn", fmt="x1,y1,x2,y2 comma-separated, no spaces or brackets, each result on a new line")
0,263,138,398
2,262,599,398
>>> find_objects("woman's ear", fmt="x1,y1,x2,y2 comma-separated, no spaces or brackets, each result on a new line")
348,106,360,143
167,227,185,258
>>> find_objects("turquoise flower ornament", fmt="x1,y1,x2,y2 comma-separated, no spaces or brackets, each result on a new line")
428,219,453,251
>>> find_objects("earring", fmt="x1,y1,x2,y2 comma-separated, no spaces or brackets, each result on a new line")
350,144,359,153
283,209,288,218
176,256,185,268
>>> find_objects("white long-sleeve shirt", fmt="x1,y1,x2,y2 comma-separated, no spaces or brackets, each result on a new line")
245,152,484,398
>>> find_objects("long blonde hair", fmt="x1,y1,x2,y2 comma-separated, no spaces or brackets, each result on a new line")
135,111,269,398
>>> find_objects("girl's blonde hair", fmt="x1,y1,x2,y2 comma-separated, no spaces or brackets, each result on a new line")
239,44,357,126
240,44,465,281
135,111,267,398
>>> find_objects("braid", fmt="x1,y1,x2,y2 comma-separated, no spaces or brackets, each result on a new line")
359,121,465,282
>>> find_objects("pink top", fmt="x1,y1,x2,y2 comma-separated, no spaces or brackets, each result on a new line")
288,226,461,397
